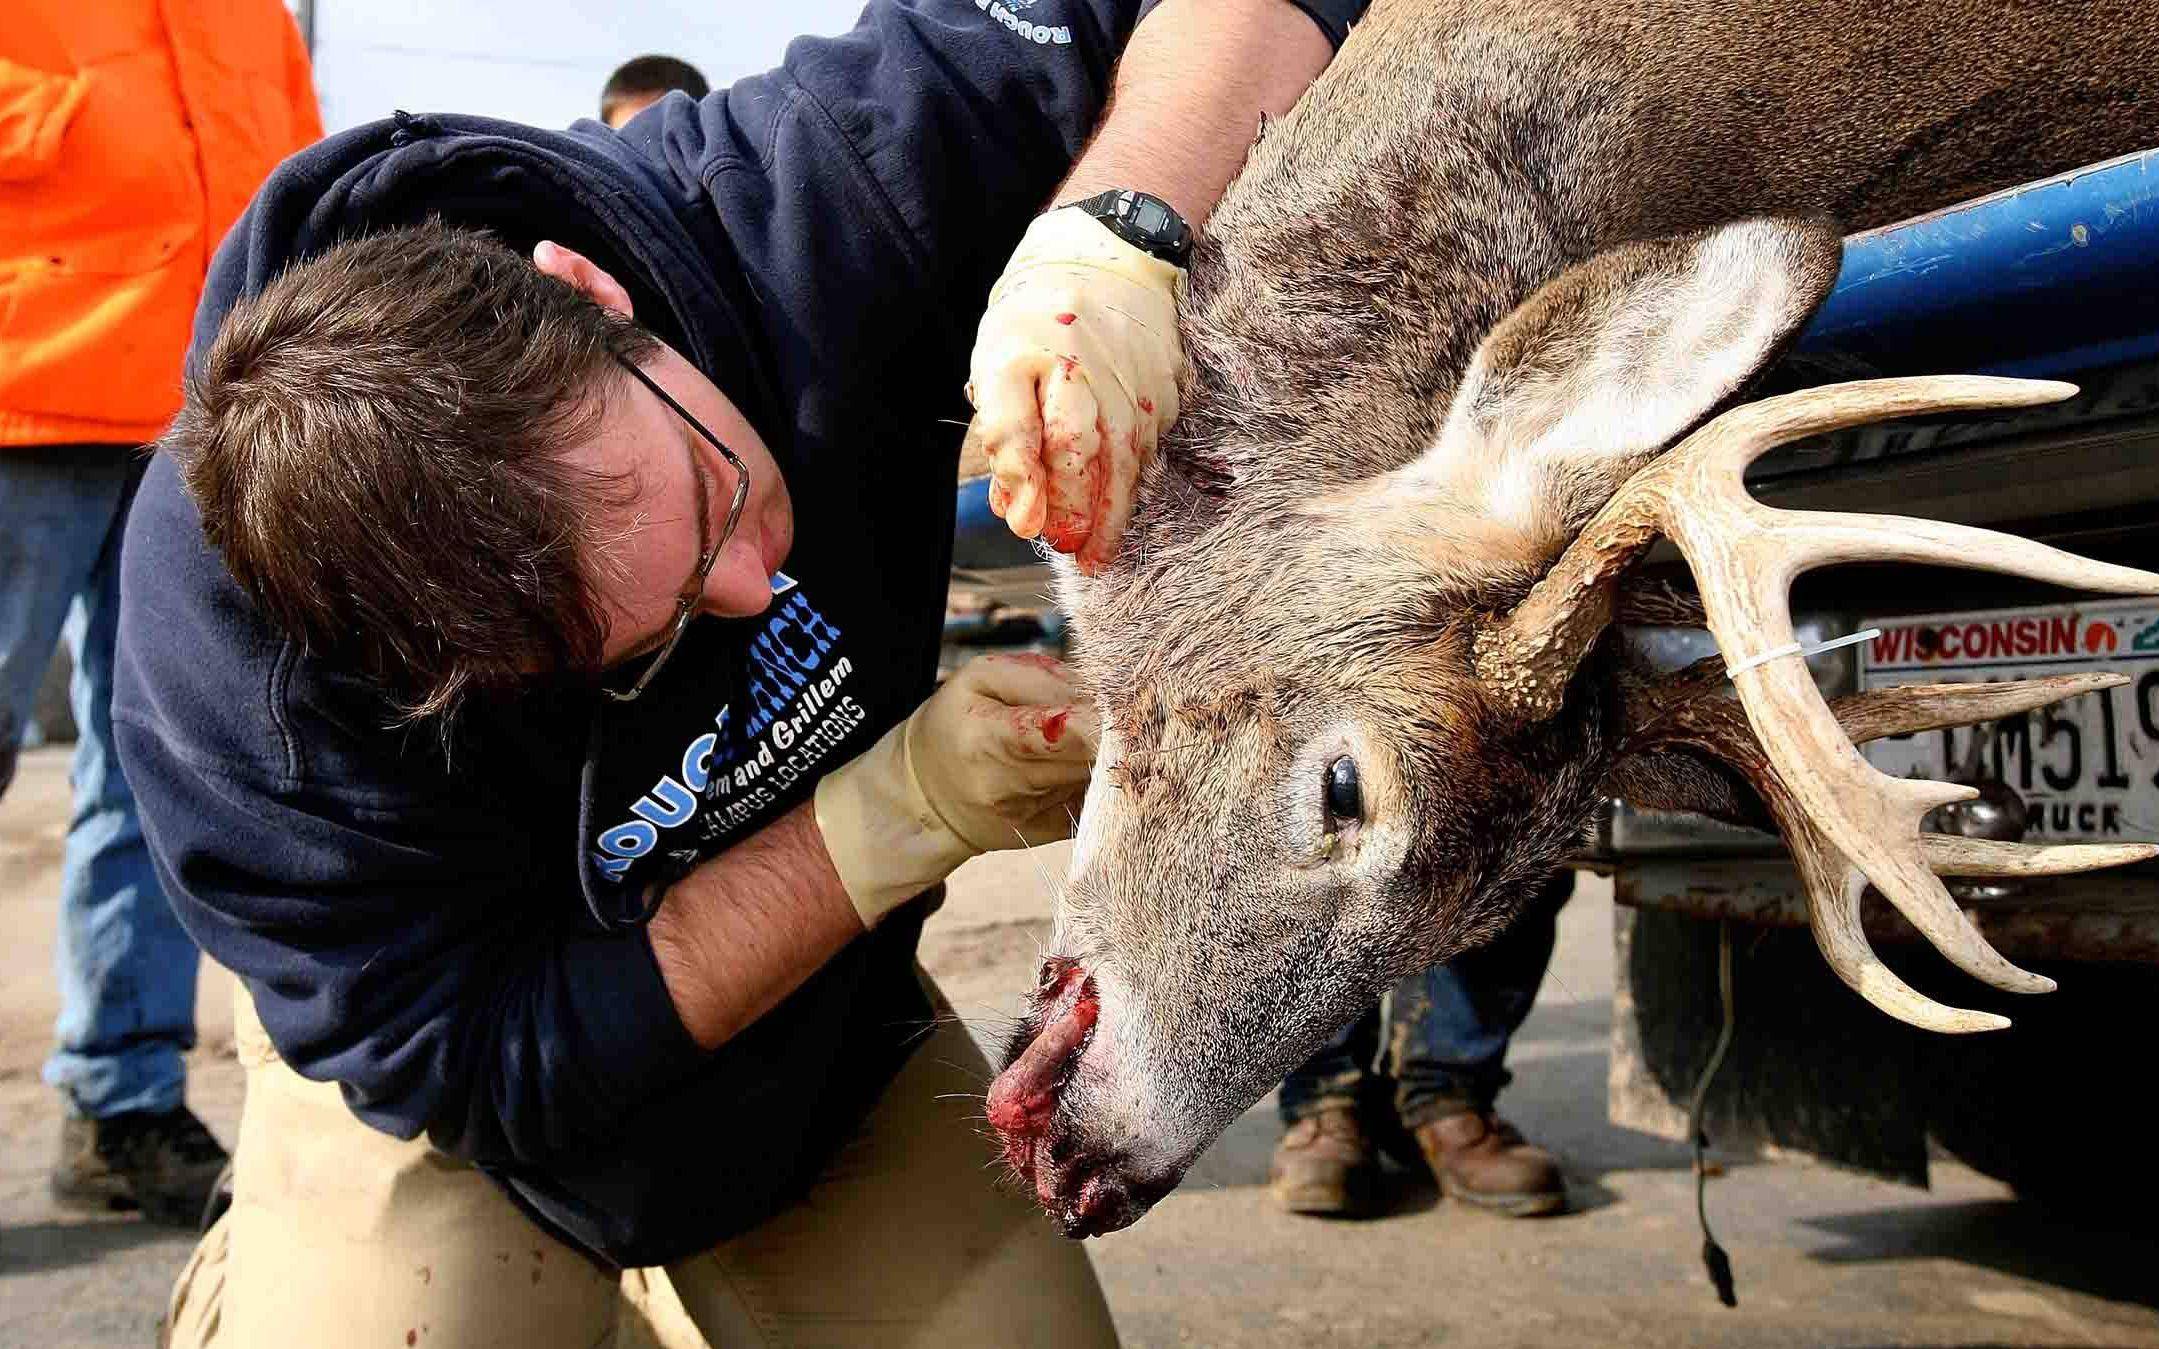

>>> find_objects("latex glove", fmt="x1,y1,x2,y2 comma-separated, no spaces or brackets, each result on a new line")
958,206,1186,574
814,653,1098,928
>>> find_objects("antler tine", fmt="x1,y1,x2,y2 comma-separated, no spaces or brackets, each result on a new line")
1922,836,2159,876
1686,375,2079,481
1786,514,2159,596
1831,672,2127,746
1473,375,2080,721
1791,832,2012,1034
1802,827,2159,1030
1830,675,2159,882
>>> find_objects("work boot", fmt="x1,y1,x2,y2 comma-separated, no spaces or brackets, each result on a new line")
1413,1109,1566,1217
1269,1107,1380,1216
51,1106,230,1227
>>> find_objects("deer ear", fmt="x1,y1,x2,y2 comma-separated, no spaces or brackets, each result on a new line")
1421,216,1843,550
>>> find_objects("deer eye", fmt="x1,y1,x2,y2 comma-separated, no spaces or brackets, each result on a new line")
1324,756,1362,822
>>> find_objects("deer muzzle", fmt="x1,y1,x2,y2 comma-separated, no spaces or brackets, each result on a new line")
986,959,1181,1237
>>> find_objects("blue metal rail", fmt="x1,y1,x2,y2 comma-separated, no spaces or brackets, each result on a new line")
1798,148,2159,380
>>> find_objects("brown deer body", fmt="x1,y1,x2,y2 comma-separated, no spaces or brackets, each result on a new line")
985,0,2159,1237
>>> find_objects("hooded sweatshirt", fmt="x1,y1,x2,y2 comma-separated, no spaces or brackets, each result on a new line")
112,0,1367,1268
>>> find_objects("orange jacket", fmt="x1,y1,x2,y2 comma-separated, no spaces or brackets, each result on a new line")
1,1,322,448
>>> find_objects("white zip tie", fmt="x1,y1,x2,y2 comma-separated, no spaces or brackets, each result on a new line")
1725,628,1880,680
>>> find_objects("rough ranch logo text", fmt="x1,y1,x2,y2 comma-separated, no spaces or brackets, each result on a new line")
976,0,1072,44
590,590,863,881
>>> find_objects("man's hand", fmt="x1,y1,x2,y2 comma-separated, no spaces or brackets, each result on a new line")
960,208,1185,575
815,653,1098,928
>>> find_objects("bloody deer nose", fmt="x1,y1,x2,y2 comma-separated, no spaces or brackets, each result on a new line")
987,965,1097,1138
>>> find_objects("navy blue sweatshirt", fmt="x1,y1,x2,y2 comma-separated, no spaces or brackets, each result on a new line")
113,0,1366,1267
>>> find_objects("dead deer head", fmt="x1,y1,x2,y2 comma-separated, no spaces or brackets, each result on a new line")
984,214,2159,1238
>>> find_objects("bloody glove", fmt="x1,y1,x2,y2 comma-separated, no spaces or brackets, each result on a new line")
959,206,1186,574
814,653,1098,928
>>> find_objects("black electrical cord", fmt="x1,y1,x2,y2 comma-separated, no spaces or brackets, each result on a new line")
1685,919,1740,1308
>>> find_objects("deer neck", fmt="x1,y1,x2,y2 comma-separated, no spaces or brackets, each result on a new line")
1166,24,1614,513
1151,0,2159,531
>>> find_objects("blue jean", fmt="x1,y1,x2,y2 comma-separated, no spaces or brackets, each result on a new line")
1280,871,1572,1129
1,444,197,1118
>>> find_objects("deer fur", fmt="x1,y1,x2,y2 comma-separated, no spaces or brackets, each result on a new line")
998,0,2159,1236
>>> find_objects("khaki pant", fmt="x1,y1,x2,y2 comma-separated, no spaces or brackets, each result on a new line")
166,980,1116,1349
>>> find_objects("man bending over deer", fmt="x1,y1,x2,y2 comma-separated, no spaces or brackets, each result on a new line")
118,2,1371,1343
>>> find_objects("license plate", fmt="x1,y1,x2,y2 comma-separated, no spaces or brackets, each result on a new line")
1857,598,2159,842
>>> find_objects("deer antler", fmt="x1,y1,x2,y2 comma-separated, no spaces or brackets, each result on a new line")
1475,376,2159,1032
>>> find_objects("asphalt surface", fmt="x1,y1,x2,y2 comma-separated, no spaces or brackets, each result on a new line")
4,745,2155,1347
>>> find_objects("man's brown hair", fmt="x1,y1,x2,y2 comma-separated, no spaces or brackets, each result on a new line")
167,220,657,721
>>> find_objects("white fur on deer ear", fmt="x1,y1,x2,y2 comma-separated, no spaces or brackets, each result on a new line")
1417,216,1843,553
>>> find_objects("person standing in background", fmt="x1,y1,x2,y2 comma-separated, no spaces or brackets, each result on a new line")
599,54,711,129
1271,872,1575,1219
1,0,322,1226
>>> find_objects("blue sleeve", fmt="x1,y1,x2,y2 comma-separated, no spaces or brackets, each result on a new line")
629,0,1366,329
121,717,706,1165
624,0,1138,335
115,713,704,1166
766,0,1139,307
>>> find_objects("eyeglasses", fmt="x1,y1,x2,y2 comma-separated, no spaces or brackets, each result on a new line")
601,351,752,703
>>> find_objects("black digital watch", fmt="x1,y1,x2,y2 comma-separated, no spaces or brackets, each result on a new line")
1072,188,1194,268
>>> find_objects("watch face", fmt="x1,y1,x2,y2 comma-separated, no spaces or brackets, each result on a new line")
1130,197,1173,238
